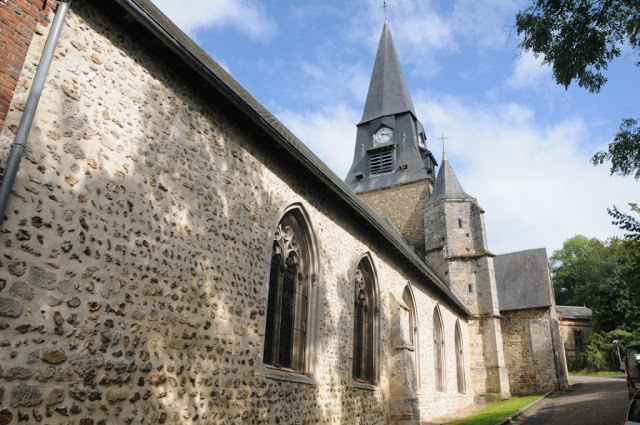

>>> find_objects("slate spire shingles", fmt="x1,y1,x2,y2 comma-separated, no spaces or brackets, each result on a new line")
427,153,473,205
358,21,417,125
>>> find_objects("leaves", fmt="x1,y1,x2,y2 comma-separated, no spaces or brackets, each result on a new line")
551,235,640,332
592,118,640,179
608,203,640,241
516,0,640,93
516,1,640,180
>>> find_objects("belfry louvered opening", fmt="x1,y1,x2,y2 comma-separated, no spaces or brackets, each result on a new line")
370,148,394,174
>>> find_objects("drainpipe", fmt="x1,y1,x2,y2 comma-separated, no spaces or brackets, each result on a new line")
0,0,72,227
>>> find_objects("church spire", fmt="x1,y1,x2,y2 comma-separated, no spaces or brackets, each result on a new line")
358,21,417,125
345,20,437,196
427,153,473,206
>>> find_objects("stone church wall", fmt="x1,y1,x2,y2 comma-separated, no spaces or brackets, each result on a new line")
501,308,561,395
414,293,471,416
0,2,473,424
357,180,430,246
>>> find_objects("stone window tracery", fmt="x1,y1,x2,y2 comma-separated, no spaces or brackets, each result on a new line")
263,209,314,373
353,255,379,385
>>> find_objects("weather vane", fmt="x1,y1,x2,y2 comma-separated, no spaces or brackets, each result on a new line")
383,1,389,21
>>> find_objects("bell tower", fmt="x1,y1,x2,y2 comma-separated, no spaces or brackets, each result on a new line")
345,21,437,246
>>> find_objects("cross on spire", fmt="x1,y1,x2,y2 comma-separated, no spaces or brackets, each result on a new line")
382,1,389,21
438,134,448,159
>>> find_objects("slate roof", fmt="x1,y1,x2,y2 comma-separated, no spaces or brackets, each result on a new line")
107,0,470,316
358,21,417,125
557,305,592,321
494,248,554,312
426,152,473,205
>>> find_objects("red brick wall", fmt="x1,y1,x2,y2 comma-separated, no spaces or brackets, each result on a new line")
0,0,57,132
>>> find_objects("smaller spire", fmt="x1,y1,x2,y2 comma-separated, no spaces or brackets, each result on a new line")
426,151,473,206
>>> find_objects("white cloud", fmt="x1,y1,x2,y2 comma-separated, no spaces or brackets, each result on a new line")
279,85,637,256
275,104,360,178
348,0,525,79
450,0,523,48
507,51,552,90
351,0,456,52
412,93,638,255
150,0,277,40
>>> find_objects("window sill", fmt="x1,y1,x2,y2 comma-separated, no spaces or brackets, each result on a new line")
261,367,315,385
352,381,378,391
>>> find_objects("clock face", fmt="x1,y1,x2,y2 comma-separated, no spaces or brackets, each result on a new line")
374,127,392,145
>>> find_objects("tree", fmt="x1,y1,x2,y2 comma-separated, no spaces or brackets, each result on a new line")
608,203,640,241
515,0,640,179
551,235,640,332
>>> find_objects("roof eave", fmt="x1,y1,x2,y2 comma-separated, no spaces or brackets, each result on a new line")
112,0,471,317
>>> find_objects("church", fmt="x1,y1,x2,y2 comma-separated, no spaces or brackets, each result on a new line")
0,1,567,424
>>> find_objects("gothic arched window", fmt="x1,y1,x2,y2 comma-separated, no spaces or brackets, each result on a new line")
353,255,379,385
263,208,316,373
455,320,466,393
403,285,420,388
433,306,446,392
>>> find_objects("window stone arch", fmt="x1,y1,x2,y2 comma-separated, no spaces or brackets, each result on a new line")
455,319,466,393
352,253,380,386
402,284,420,388
433,305,446,392
262,204,319,378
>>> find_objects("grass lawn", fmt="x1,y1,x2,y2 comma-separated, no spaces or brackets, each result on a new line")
570,370,624,376
452,395,541,425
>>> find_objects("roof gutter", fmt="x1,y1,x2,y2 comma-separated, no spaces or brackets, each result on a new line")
0,0,72,227
112,0,471,317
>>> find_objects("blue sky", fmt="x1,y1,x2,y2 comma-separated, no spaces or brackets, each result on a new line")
149,0,639,255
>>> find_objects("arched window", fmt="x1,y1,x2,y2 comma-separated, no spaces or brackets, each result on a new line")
433,306,445,392
403,285,420,388
455,320,466,393
353,255,379,385
263,207,316,373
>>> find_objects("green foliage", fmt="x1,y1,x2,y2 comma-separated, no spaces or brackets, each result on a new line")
453,395,541,425
551,235,640,332
516,1,640,181
608,203,640,241
515,0,640,94
570,329,640,372
592,119,640,180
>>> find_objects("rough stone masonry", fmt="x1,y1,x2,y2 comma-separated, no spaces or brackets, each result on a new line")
0,2,475,424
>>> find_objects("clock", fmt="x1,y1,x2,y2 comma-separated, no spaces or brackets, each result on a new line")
373,127,392,145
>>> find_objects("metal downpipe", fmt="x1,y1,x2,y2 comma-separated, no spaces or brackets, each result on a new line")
0,0,72,227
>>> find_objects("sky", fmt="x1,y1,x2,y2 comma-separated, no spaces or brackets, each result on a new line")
149,0,639,256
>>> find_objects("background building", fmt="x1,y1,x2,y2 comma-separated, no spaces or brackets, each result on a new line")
557,305,593,365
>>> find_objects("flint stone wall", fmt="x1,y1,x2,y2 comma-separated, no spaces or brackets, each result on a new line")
357,180,430,246
0,2,473,424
